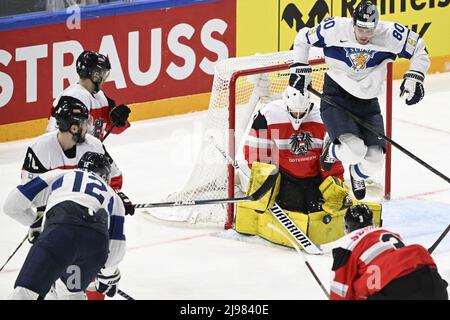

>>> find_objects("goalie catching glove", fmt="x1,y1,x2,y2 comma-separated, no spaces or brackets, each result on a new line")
319,176,355,213
400,70,425,105
95,269,121,297
289,62,312,94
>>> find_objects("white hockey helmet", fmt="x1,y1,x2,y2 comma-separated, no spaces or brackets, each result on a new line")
282,86,311,130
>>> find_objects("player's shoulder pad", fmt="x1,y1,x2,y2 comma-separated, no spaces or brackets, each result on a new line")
377,21,412,53
57,84,93,109
84,134,105,151
331,247,352,271
25,132,57,171
22,146,48,174
93,90,110,107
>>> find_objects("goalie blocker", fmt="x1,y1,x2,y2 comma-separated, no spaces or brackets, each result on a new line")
235,163,382,249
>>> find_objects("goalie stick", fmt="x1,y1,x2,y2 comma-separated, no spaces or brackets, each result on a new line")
133,169,278,209
211,137,323,255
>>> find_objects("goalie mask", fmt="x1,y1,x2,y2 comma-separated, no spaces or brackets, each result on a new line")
282,86,312,130
344,204,374,234
78,151,112,183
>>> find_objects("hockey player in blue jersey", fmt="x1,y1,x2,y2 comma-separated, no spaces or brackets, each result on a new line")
289,1,430,200
3,152,134,300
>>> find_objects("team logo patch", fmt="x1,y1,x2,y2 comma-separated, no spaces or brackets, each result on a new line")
408,38,417,46
289,131,313,156
344,48,376,71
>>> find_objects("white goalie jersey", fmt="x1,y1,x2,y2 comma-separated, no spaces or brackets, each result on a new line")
294,17,430,99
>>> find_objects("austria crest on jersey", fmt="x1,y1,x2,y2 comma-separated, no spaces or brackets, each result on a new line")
289,131,313,156
344,48,376,71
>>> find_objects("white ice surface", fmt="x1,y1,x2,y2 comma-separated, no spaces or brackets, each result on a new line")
1,73,450,300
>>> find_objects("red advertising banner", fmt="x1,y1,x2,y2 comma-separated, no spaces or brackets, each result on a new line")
0,1,236,125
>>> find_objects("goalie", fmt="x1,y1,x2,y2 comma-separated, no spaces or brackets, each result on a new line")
237,86,382,246
244,86,344,214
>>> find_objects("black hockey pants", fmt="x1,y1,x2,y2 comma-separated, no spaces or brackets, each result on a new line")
14,201,109,298
276,171,323,214
368,266,448,300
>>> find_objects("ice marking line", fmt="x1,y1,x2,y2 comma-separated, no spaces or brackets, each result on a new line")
393,187,450,201
126,231,222,251
393,117,450,136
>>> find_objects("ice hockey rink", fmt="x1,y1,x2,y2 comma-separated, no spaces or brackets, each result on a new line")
0,72,450,300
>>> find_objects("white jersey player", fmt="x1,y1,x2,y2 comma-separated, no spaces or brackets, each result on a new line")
22,98,123,190
289,1,430,200
46,51,131,140
4,152,129,300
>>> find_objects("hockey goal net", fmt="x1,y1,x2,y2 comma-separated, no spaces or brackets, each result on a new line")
148,51,392,229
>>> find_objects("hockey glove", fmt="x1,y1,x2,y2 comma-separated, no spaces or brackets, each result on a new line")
95,269,121,297
289,62,312,94
400,70,425,105
109,104,131,127
116,191,135,216
28,210,44,244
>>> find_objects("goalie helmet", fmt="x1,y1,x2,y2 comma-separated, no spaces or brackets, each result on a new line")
282,86,312,130
76,51,111,93
53,97,90,132
78,151,112,183
353,1,379,29
344,204,374,233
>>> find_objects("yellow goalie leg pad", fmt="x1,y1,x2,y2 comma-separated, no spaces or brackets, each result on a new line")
236,203,383,248
239,162,280,212
235,205,309,247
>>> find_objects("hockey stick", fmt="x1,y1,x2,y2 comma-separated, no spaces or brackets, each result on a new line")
117,289,135,300
101,123,116,142
211,137,323,255
268,223,330,299
0,234,28,272
134,170,277,209
428,223,450,254
308,86,450,185
0,123,116,273
133,170,278,209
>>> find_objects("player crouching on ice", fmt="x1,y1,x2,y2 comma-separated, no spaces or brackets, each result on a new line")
3,152,133,300
235,84,382,248
330,204,448,300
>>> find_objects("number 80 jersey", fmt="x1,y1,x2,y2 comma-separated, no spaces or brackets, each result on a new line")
293,17,430,99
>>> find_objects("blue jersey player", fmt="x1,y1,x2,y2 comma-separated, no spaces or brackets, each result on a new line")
289,1,430,199
3,152,134,300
